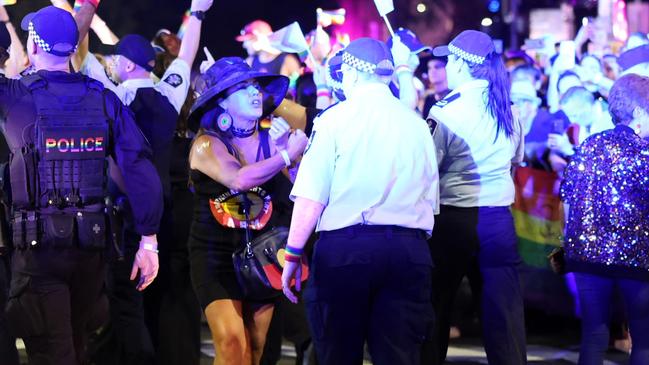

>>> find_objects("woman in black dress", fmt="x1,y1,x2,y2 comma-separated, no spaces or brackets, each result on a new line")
186,57,307,365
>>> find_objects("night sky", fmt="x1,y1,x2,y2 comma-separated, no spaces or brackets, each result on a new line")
7,0,340,60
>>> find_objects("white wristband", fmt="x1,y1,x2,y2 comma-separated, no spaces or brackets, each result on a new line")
279,149,291,167
140,243,159,253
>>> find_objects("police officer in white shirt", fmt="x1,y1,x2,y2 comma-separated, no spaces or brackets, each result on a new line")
75,1,212,363
281,38,439,365
422,30,527,365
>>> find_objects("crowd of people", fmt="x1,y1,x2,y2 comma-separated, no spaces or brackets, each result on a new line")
0,1,647,365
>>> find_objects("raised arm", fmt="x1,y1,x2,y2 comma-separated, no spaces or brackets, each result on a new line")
0,5,28,78
177,0,214,68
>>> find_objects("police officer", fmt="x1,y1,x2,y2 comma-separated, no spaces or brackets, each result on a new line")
2,5,163,365
0,10,19,365
77,2,211,364
422,30,526,365
281,38,439,365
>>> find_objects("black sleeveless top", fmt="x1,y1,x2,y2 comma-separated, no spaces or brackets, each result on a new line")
188,129,293,250
250,53,288,74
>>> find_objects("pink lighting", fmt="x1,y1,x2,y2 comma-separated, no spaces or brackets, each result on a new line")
612,0,629,42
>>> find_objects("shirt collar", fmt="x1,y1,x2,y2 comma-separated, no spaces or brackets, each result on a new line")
122,77,155,92
347,82,391,100
446,79,488,99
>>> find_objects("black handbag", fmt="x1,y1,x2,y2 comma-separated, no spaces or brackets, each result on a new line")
547,247,566,275
232,197,309,301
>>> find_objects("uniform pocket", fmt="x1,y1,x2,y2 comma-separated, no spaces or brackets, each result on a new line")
76,212,107,250
5,276,46,337
42,213,75,248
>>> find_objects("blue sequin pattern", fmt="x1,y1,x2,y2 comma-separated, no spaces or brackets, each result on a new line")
560,125,649,274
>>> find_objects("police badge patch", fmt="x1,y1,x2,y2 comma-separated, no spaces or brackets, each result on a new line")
164,73,183,87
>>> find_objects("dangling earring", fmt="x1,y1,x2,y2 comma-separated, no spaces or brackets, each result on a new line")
217,111,233,132
635,124,642,135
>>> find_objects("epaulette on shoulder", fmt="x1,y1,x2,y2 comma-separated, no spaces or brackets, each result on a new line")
316,101,339,118
434,92,460,108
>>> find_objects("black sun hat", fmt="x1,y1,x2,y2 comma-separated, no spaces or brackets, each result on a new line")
189,57,289,131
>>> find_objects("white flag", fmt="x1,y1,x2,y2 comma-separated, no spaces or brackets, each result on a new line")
373,0,394,17
267,22,310,59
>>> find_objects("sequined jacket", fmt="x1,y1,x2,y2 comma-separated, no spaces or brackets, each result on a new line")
560,125,649,281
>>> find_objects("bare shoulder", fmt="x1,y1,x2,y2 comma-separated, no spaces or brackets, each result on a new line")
190,134,229,163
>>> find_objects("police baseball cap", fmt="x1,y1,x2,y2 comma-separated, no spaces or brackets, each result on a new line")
21,6,79,57
387,28,432,54
112,34,156,72
235,20,273,42
433,30,494,65
618,44,649,71
339,38,394,76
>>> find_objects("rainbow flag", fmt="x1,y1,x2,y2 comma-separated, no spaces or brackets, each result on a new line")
512,167,565,268
316,8,346,28
177,9,191,39
268,22,310,62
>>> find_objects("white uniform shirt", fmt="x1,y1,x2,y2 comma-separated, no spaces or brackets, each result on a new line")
80,53,190,112
428,79,524,207
291,82,439,235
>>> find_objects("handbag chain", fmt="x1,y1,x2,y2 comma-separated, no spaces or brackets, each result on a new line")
241,193,255,259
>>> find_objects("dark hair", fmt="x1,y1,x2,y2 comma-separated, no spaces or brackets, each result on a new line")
0,47,8,67
152,52,176,80
510,64,541,83
467,52,514,139
177,86,196,136
559,86,594,106
608,74,649,125
556,70,581,92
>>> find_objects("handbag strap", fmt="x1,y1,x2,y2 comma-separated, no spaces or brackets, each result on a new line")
240,192,254,256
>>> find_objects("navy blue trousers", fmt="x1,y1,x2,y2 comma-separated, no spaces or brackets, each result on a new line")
423,205,527,365
574,273,649,365
6,248,105,365
0,254,19,365
305,225,434,365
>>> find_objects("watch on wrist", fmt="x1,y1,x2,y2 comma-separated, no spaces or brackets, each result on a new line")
190,10,205,21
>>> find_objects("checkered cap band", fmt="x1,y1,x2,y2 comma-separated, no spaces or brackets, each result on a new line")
28,22,77,55
342,51,378,74
325,69,342,90
448,43,485,65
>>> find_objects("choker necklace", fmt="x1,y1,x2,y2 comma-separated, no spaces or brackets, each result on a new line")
231,121,257,138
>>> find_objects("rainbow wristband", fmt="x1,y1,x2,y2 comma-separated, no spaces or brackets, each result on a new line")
285,245,303,256
284,245,303,263
284,253,301,263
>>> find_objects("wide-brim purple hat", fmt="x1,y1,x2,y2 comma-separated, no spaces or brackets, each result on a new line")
189,57,289,130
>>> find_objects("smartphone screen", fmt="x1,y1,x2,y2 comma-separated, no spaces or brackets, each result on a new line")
558,41,576,70
552,119,565,135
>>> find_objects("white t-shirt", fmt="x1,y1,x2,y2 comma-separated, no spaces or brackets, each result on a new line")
81,53,190,112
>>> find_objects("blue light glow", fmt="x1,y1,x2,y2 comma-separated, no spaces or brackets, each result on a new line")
488,0,500,13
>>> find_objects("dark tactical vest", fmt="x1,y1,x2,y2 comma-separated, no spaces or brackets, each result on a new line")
9,74,111,250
